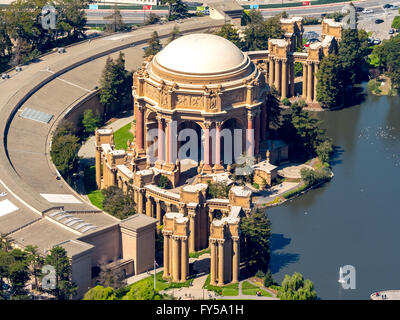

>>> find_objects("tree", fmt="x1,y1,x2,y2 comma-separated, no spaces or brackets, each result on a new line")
215,24,244,50
206,181,231,199
240,208,272,274
25,245,43,291
83,285,116,300
81,109,101,135
300,167,331,187
44,246,77,300
166,26,181,45
143,31,162,58
104,5,125,33
316,139,333,163
122,281,162,300
145,12,160,25
0,234,12,252
278,272,317,300
97,258,126,289
8,260,29,297
338,28,369,88
99,53,133,114
392,16,400,30
265,86,281,130
316,54,344,108
244,14,284,51
50,133,80,178
102,186,136,219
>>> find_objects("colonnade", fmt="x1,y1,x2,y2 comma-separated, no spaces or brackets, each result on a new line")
163,232,189,282
210,236,240,285
266,57,319,103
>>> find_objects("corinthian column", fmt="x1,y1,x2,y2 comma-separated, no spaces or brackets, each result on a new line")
274,59,281,93
172,236,181,282
157,116,164,165
247,112,254,157
281,59,287,100
269,58,274,86
307,62,313,103
218,240,225,286
163,233,170,278
290,62,295,97
202,122,212,173
189,212,196,252
181,238,188,281
232,237,240,283
302,62,307,99
135,103,144,152
314,63,319,103
210,240,217,285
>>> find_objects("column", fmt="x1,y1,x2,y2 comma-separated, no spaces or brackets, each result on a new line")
172,236,181,282
313,63,319,103
138,190,144,214
218,240,224,286
307,62,313,103
247,112,254,157
210,240,217,285
95,149,101,189
181,238,188,281
166,203,172,213
135,104,144,151
302,62,307,99
163,234,170,278
255,111,260,156
281,59,287,100
290,62,295,97
156,200,161,229
215,122,221,166
274,59,280,93
145,196,152,217
157,117,164,163
189,213,196,252
165,119,172,164
203,122,211,172
232,238,240,283
268,58,274,86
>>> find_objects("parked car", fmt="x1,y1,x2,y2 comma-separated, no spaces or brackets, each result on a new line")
304,38,320,47
383,4,393,9
389,28,395,34
392,5,399,10
362,9,374,14
355,7,364,12
373,39,381,45
375,19,384,24
1,73,9,79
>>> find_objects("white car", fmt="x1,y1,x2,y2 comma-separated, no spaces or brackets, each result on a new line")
362,9,374,14
0,192,7,197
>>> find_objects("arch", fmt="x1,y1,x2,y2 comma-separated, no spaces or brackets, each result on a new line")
177,120,203,164
221,116,246,165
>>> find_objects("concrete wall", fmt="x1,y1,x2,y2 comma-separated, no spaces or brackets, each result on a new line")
78,225,122,265
72,253,93,299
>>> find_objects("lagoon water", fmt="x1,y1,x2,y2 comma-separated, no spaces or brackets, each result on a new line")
268,84,400,299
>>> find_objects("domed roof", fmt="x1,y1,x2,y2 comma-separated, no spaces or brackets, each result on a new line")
154,34,246,75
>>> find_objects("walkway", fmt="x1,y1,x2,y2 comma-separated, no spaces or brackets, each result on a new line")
78,115,134,160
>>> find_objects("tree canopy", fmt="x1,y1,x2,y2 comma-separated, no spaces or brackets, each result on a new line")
143,31,162,58
278,272,317,300
240,208,272,274
102,186,136,219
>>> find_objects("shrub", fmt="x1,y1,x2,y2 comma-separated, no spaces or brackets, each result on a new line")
207,181,231,199
255,270,265,278
158,175,170,189
252,183,260,189
282,97,291,106
300,168,331,187
264,270,275,287
297,99,307,108
316,139,333,163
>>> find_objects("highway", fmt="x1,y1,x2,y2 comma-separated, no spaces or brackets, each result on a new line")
84,0,399,24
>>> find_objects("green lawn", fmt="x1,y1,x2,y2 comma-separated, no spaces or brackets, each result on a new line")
189,248,211,259
241,281,272,297
88,190,104,210
203,274,239,296
114,122,134,150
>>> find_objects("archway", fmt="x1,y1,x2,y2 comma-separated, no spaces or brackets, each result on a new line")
221,117,246,165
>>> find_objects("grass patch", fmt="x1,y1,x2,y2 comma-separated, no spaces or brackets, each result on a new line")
282,183,307,199
114,123,134,150
125,272,192,295
241,281,271,297
88,190,104,210
202,274,239,296
189,248,210,259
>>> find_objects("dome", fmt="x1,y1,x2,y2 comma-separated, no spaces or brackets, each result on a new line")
154,34,247,75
